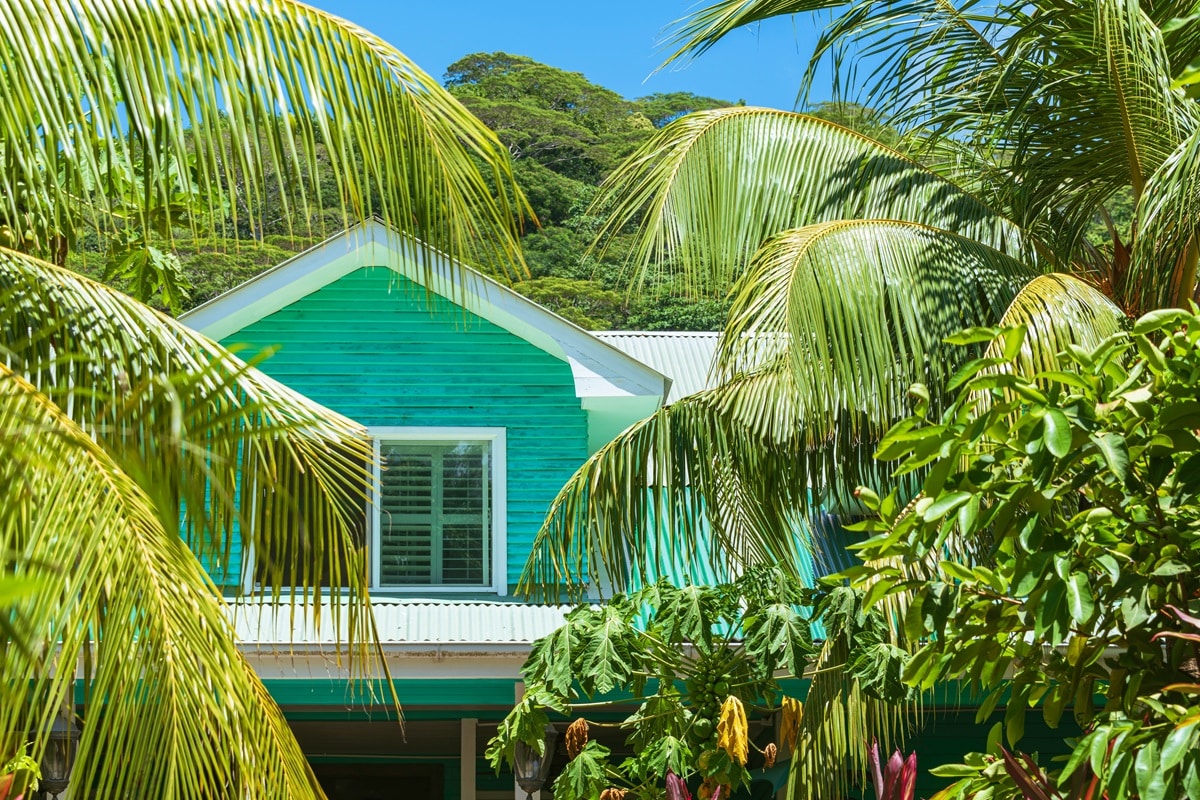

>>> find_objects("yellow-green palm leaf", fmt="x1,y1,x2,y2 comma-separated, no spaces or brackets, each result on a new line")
719,221,1034,429
0,246,390,798
995,273,1128,374
0,248,373,608
521,371,813,599
0,0,525,278
595,107,1025,296
0,363,329,799
523,223,1128,597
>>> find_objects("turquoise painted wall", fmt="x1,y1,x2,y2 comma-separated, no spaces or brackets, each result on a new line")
219,267,590,591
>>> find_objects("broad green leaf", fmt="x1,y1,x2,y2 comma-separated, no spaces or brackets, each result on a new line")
929,764,979,777
945,327,1004,346
1136,741,1166,800
1066,573,1095,625
1163,719,1200,770
923,491,973,522
1133,309,1189,336
1043,409,1073,458
941,560,977,584
1092,433,1132,482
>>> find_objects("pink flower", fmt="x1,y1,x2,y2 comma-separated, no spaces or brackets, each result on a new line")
665,771,692,800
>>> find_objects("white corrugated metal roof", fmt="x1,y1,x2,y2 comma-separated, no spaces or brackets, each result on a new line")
594,332,719,403
229,599,574,647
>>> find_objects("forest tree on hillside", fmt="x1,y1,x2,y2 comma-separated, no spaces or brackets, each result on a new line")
76,52,736,331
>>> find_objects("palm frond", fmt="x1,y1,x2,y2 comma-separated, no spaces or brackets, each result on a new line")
787,638,921,800
719,220,1037,439
660,0,825,67
0,246,376,645
526,221,1044,598
803,0,1008,126
990,0,1200,264
661,0,1200,292
0,363,334,799
519,377,814,600
994,273,1128,374
0,0,526,278
1129,123,1200,309
593,107,1026,296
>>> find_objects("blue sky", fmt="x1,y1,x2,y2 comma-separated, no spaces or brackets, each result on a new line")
311,1,831,110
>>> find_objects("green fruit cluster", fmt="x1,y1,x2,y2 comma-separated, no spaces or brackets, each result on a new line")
685,655,729,747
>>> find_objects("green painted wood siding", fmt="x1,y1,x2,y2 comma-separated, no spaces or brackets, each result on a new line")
219,267,589,591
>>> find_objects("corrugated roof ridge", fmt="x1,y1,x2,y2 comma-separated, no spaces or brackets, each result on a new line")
367,598,573,608
594,330,721,337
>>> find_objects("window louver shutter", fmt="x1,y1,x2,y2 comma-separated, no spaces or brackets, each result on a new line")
379,452,435,585
379,442,490,586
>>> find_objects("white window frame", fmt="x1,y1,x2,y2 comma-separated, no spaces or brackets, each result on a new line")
369,426,507,595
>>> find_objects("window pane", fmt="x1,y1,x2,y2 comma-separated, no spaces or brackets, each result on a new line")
379,524,433,585
442,452,484,514
378,440,491,587
442,523,486,584
384,455,433,515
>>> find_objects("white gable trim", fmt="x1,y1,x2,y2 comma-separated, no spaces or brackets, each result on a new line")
181,220,671,401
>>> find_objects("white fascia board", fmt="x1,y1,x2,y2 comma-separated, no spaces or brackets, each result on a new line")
180,220,670,403
180,226,373,341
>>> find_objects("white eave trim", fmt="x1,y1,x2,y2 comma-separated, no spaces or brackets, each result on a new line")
180,220,671,403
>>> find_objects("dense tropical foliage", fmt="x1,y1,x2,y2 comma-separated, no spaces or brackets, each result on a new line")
71,50,735,330
0,0,524,797
514,0,1200,797
487,567,922,800
853,312,1200,800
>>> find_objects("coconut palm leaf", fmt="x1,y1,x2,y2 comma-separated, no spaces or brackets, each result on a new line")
0,247,375,632
661,0,832,66
0,246,396,796
1129,124,1200,310
717,221,1036,428
663,0,1007,127
0,0,535,795
983,0,1200,274
519,375,811,600
524,223,1026,595
662,0,1200,306
0,362,339,799
524,223,1129,598
593,107,1026,297
0,0,526,279
993,274,1128,374
786,638,921,800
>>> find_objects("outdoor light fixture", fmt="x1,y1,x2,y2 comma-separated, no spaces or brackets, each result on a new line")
512,724,557,800
39,713,79,799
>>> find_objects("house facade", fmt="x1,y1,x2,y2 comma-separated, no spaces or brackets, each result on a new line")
181,220,673,800
180,222,1066,800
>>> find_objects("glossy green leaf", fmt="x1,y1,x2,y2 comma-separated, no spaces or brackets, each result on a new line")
1066,573,1095,625
1163,719,1199,771
1043,409,1073,458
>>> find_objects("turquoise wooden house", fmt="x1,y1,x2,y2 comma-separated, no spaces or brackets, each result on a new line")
182,221,1061,800
180,220,673,800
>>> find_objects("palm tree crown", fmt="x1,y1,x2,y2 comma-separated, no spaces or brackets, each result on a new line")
1,1,525,797
521,2,1200,795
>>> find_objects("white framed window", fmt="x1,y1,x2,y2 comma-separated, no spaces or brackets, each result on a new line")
369,427,507,594
242,427,507,596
